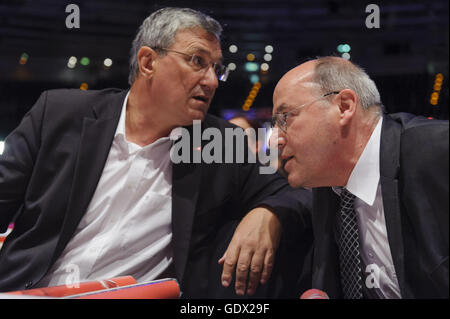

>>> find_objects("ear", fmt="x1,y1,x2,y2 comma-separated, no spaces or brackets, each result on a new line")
336,89,358,126
137,46,158,79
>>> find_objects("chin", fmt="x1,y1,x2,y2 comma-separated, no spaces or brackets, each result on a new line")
287,173,303,188
195,112,206,121
189,107,208,122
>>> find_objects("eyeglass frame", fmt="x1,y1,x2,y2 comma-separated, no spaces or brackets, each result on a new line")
271,91,340,132
154,47,229,82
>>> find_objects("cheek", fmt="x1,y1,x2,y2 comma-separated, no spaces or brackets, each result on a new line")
286,136,303,155
289,129,324,163
163,71,191,99
285,125,310,151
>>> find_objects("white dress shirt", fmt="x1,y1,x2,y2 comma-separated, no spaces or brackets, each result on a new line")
38,91,180,287
334,117,402,298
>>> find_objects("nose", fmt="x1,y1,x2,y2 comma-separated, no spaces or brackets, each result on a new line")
200,65,219,90
268,128,286,152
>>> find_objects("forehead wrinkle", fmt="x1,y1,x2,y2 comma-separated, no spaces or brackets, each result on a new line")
293,69,316,84
289,75,321,95
298,81,323,101
281,61,321,93
173,28,222,58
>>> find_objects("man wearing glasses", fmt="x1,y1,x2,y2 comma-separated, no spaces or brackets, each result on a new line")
0,8,311,298
271,56,448,298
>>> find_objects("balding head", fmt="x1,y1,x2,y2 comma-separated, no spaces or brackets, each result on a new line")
275,56,383,114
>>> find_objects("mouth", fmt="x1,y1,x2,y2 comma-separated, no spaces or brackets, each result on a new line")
282,156,294,172
192,95,209,104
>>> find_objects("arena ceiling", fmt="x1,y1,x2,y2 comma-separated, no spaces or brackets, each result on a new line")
0,0,448,137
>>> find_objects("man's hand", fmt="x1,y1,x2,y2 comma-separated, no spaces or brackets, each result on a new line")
218,207,281,296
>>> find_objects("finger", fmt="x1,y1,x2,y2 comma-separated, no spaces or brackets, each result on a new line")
260,248,275,285
220,245,240,288
218,253,225,265
246,249,266,296
235,249,253,296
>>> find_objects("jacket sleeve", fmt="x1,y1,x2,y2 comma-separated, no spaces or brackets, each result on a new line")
0,92,47,232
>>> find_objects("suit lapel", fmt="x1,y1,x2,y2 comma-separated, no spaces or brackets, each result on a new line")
171,125,203,284
52,91,127,263
312,188,342,298
379,115,408,297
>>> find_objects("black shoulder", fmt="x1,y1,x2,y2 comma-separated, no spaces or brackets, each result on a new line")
39,88,125,120
44,88,123,111
388,112,448,132
394,113,449,164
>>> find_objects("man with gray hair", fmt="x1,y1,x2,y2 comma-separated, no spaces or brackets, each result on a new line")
272,56,448,298
0,7,312,298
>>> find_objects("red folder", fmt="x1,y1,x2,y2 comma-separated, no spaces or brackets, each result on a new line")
7,276,136,297
70,278,180,299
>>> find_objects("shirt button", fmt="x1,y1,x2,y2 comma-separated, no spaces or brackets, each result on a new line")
368,252,374,258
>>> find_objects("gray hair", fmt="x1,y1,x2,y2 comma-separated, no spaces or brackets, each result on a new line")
313,56,383,113
128,7,223,85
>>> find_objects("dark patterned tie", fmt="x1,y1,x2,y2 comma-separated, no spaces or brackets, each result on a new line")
338,188,363,299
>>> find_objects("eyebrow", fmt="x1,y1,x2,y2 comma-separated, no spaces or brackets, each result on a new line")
190,46,223,63
276,103,290,113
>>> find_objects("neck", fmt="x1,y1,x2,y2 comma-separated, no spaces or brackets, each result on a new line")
339,111,381,186
126,82,173,146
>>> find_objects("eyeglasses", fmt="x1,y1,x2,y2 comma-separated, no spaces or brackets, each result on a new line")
156,48,229,82
271,91,340,132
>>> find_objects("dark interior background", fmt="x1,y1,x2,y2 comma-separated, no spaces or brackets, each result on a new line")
0,0,448,140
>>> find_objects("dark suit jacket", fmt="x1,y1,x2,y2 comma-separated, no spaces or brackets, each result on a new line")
311,113,449,298
0,89,312,298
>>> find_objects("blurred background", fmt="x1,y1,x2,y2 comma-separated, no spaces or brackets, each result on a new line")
0,0,448,145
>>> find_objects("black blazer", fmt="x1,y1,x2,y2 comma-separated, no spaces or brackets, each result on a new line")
311,113,449,298
0,89,312,297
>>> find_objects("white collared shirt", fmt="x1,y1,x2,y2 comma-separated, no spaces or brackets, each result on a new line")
334,117,401,299
38,91,181,287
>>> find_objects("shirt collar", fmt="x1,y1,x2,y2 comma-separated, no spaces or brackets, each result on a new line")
114,91,129,139
344,116,383,206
